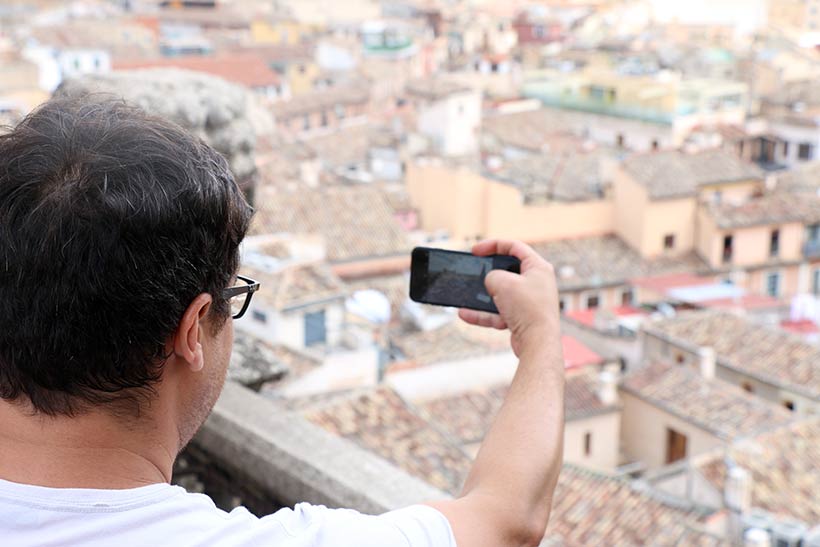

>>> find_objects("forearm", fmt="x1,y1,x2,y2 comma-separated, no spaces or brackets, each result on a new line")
461,334,565,535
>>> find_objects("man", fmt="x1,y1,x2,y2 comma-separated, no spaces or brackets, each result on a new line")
0,96,565,546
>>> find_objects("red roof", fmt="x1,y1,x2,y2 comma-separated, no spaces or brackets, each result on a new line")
113,54,280,88
781,319,820,335
630,272,713,294
562,335,604,370
565,305,644,328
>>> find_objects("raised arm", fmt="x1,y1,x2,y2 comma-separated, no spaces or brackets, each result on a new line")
426,240,565,547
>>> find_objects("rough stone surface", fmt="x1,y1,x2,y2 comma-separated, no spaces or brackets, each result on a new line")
55,69,269,193
194,381,451,514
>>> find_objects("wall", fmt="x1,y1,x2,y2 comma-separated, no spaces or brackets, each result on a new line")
564,412,622,472
620,391,723,469
238,301,345,350
406,161,615,243
642,196,698,258
417,91,481,156
770,120,820,167
613,168,649,255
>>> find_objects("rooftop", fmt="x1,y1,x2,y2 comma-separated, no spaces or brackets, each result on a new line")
272,85,370,119
405,77,472,101
705,192,820,229
531,235,708,292
305,386,472,495
775,161,820,195
645,311,820,400
251,185,412,262
482,108,581,153
696,418,820,524
244,262,346,312
305,381,719,544
114,54,282,88
389,322,510,369
622,149,763,200
621,363,794,441
484,151,612,203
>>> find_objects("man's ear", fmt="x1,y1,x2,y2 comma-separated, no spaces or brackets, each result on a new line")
173,293,213,373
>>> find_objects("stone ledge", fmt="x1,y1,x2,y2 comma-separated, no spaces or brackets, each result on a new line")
193,381,451,514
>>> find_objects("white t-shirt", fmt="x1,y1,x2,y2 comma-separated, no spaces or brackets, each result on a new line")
0,478,457,547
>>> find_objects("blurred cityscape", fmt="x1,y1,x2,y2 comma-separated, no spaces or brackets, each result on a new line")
1,0,819,544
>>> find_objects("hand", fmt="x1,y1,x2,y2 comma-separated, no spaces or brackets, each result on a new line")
459,240,560,358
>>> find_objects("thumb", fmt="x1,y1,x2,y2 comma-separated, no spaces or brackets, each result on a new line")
484,269,517,296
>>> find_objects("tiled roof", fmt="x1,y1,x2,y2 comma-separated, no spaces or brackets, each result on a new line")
482,109,582,153
244,262,346,311
621,363,794,441
271,85,370,119
416,369,618,446
622,149,763,200
303,124,397,169
645,311,820,400
775,161,820,194
389,322,510,368
345,273,409,319
114,54,282,87
705,192,820,229
696,418,820,524
484,151,612,203
305,386,473,495
531,235,709,292
405,77,472,101
251,185,412,262
308,383,719,545
546,466,722,546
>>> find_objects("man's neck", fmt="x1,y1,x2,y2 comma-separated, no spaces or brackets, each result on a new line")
0,399,177,490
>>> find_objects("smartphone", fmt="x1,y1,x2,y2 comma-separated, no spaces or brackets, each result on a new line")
409,247,521,314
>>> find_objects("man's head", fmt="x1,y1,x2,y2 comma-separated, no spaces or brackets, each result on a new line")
0,95,252,441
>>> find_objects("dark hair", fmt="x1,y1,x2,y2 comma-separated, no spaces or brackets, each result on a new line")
0,95,253,416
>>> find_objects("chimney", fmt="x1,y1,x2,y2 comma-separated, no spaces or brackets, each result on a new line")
698,346,716,380
597,370,618,406
725,465,752,514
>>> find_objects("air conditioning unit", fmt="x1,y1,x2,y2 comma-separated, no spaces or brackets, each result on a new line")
771,520,808,547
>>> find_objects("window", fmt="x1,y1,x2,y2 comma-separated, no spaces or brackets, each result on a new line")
559,297,567,313
589,85,606,101
252,310,267,324
742,381,754,393
663,234,675,250
782,141,790,158
783,400,795,411
533,25,545,39
809,223,820,243
334,104,345,120
621,288,634,307
766,271,781,297
320,110,328,127
770,229,780,257
676,353,685,364
586,294,600,309
723,235,733,263
651,139,660,151
304,310,326,346
665,428,688,464
799,142,814,160
616,133,625,148
713,191,722,205
813,269,820,295
583,432,592,457
302,115,310,131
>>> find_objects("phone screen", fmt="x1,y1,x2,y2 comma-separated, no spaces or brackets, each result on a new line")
409,247,520,313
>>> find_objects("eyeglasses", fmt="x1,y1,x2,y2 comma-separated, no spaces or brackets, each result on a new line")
223,275,260,320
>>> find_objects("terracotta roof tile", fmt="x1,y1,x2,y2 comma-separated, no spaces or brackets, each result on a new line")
622,149,763,200
114,54,281,87
251,185,412,262
696,418,820,524
244,262,346,311
645,311,820,400
531,236,709,292
705,192,820,229
621,363,794,440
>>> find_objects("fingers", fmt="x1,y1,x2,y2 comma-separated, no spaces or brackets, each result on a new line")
484,269,517,295
472,239,546,269
458,308,507,330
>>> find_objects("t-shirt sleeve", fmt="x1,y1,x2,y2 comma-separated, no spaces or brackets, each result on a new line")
378,505,457,547
279,503,457,547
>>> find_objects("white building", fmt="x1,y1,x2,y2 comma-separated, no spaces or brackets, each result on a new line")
406,77,481,157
